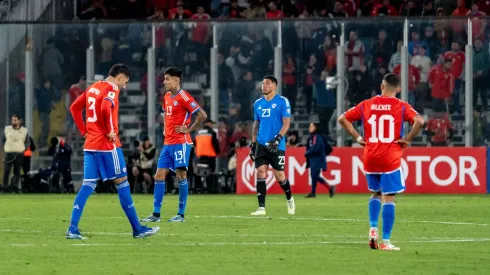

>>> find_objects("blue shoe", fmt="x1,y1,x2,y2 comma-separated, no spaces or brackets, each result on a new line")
168,214,185,222
133,225,160,238
140,214,161,222
66,226,87,240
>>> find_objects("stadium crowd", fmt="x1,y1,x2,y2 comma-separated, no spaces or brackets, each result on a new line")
4,0,490,193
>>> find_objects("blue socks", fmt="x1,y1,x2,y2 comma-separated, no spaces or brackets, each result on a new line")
368,198,382,228
69,181,96,228
116,180,140,232
153,180,165,214
382,202,395,240
178,179,188,215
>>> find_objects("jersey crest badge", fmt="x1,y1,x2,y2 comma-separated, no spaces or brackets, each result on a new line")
272,103,277,108
173,101,178,106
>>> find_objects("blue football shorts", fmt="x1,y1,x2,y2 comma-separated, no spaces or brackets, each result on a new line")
83,147,127,182
365,168,405,195
157,143,192,171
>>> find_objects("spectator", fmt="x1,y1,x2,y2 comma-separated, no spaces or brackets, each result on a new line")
319,35,337,75
452,0,470,40
305,122,334,198
428,58,454,113
266,1,284,18
194,118,221,192
467,2,487,41
370,29,393,71
230,121,250,144
283,54,297,111
134,137,156,194
304,54,318,114
329,1,348,17
169,1,193,19
217,118,231,173
287,130,302,147
421,0,436,16
348,64,373,104
371,0,398,16
191,5,212,71
22,136,36,175
411,45,432,113
426,108,453,146
473,38,489,110
8,72,25,120
422,26,441,61
42,38,64,94
345,31,365,71
218,53,234,111
473,106,487,146
393,62,421,109
373,65,388,95
315,70,336,136
444,41,465,114
67,76,86,136
2,115,30,193
389,40,404,72
234,71,255,121
399,0,421,16
35,79,56,148
408,30,430,57
48,135,74,193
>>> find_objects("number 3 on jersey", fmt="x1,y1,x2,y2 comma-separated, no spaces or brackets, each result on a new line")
87,97,97,122
367,114,395,143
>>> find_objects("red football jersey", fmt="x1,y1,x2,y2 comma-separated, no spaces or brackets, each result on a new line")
162,89,201,145
344,96,419,173
70,80,122,151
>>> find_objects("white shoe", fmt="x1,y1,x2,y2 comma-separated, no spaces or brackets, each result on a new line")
380,242,400,251
251,207,266,216
287,197,296,215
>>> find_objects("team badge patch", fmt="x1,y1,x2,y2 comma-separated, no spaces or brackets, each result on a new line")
174,101,178,106
108,92,116,99
272,103,276,108
191,101,197,108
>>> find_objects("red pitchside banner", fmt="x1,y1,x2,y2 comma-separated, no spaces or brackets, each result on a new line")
236,147,487,194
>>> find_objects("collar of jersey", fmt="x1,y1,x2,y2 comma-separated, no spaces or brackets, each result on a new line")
262,94,279,101
103,78,117,88
171,89,183,98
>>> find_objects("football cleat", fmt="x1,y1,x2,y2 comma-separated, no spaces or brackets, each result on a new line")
140,214,161,222
66,226,87,240
168,215,185,222
380,243,400,251
133,226,160,238
368,227,378,249
287,197,296,215
250,207,266,216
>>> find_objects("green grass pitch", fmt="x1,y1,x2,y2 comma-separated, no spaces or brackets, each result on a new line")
0,194,489,275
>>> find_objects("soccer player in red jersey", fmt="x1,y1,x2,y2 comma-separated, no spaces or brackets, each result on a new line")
338,73,425,251
141,67,207,223
67,64,159,239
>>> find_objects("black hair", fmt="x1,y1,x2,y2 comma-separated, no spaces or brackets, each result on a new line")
11,114,21,120
312,122,324,134
383,73,400,88
164,67,183,78
108,64,132,79
263,75,278,86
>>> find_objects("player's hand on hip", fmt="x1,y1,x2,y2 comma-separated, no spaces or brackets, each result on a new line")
175,125,190,134
250,142,256,161
395,138,410,148
107,131,117,143
266,134,282,154
356,136,366,147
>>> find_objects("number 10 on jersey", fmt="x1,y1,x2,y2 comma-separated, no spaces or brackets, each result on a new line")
367,114,395,143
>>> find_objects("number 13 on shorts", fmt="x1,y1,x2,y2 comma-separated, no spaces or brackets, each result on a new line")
157,143,192,171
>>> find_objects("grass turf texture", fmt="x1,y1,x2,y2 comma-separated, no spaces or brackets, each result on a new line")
0,194,489,275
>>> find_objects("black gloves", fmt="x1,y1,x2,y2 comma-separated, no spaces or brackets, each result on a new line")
266,134,282,154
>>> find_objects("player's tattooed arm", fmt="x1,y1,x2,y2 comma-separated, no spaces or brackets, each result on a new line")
338,115,366,146
188,109,207,133
252,120,259,142
396,115,425,148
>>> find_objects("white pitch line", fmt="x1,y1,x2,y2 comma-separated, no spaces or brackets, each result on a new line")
194,215,489,226
6,238,490,247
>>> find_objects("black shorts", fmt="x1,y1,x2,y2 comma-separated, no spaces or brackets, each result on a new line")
254,143,285,171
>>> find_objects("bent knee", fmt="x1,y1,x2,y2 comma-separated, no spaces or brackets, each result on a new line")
154,169,169,181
